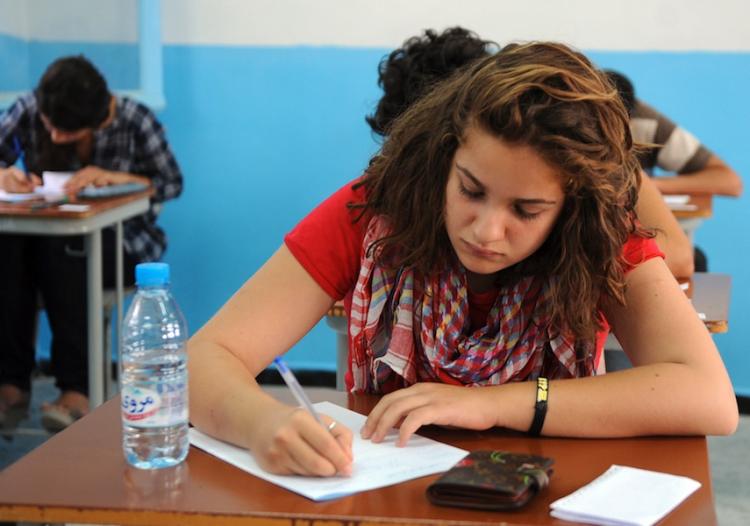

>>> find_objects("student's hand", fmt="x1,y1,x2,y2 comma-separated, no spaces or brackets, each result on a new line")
250,404,354,477
361,383,499,447
0,166,41,193
63,166,147,194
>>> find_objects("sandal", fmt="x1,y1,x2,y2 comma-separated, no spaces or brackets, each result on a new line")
40,391,89,433
0,384,31,430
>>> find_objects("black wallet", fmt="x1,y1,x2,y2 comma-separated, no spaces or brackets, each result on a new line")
426,450,554,510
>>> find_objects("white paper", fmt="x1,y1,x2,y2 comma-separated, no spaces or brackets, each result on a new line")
662,195,690,205
0,171,73,202
59,204,91,212
189,401,468,501
0,189,38,202
37,171,73,197
549,465,701,526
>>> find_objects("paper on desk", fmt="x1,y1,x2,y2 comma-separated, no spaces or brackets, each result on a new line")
0,189,38,202
549,465,701,526
38,171,73,197
663,195,690,205
663,195,698,212
189,401,468,501
0,171,73,202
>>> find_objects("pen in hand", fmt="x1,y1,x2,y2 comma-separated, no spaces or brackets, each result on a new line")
12,135,31,182
273,357,326,427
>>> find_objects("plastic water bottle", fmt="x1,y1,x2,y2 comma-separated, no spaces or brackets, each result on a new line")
120,262,189,469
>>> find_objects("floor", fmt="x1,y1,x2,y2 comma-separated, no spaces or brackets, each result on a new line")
1,374,748,526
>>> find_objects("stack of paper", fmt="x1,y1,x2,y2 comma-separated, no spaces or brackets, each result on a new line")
663,194,697,211
550,465,701,526
189,401,468,501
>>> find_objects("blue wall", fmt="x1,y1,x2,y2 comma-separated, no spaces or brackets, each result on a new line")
3,39,749,391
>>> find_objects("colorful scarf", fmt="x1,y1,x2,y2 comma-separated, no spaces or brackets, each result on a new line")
349,216,594,393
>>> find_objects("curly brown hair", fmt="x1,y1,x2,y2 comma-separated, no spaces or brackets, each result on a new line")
354,41,645,343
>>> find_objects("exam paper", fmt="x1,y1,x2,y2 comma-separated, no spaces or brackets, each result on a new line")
549,465,701,526
189,401,468,501
662,194,697,211
0,171,73,202
38,171,73,197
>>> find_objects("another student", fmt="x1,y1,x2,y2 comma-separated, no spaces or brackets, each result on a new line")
188,42,737,478
367,27,693,277
606,69,742,272
0,56,183,431
605,70,742,198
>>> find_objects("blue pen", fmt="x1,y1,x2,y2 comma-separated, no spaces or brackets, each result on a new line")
273,357,325,427
12,135,31,182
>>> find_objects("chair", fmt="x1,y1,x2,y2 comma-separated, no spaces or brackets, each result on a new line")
324,302,348,391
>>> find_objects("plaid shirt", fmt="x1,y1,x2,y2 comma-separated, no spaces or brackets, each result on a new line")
0,93,183,261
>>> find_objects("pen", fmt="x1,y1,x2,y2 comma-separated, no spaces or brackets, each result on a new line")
273,357,325,427
12,135,31,182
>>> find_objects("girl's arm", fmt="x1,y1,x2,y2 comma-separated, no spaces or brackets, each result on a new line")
188,244,353,476
363,256,738,444
635,174,694,277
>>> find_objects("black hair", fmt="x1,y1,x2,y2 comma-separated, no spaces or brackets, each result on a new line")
604,69,636,116
366,26,498,136
35,55,110,131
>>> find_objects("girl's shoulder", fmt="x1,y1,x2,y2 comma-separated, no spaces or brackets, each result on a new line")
622,233,664,274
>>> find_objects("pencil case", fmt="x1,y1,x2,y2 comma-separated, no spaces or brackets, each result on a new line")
426,450,554,510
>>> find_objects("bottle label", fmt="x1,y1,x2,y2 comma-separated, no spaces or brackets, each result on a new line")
121,384,187,427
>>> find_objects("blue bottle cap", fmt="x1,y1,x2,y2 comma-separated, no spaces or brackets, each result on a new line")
135,262,170,286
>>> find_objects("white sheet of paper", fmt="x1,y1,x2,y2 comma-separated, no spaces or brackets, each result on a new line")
0,189,38,202
37,171,73,197
549,465,701,526
662,194,690,205
189,401,468,501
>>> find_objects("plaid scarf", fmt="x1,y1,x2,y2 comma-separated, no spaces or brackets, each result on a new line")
350,216,594,393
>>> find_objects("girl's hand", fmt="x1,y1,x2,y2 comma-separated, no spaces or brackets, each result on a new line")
249,404,354,477
361,383,500,446
1,166,41,193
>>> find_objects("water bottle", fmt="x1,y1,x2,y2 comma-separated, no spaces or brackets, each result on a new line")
120,262,189,469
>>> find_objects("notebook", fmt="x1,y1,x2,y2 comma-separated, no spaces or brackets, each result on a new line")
549,465,700,526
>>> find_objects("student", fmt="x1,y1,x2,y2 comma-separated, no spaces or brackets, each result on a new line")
188,42,738,478
605,70,743,197
367,27,693,277
0,56,183,431
606,69,743,271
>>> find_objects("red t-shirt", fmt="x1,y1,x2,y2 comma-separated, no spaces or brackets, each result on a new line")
285,180,664,385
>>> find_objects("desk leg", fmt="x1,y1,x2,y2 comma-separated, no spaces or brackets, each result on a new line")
678,217,703,244
86,231,104,408
108,221,125,398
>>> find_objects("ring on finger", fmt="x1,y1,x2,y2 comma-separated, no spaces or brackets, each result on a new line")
327,420,337,432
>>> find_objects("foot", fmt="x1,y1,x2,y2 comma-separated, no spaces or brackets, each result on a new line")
40,390,89,432
0,384,31,429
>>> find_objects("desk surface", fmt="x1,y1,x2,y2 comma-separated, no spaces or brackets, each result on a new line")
669,193,713,220
0,190,152,235
0,388,716,526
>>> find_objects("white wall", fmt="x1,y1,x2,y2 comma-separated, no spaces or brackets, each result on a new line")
160,0,750,51
5,0,137,43
5,0,750,50
0,0,28,38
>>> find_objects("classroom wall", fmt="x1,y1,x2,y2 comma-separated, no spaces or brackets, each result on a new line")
1,0,749,393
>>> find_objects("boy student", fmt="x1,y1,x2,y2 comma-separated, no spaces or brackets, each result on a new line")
0,56,183,431
367,27,694,278
606,69,743,271
187,42,737,477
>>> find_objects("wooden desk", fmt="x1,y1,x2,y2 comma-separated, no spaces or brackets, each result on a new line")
0,388,717,525
0,190,151,407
